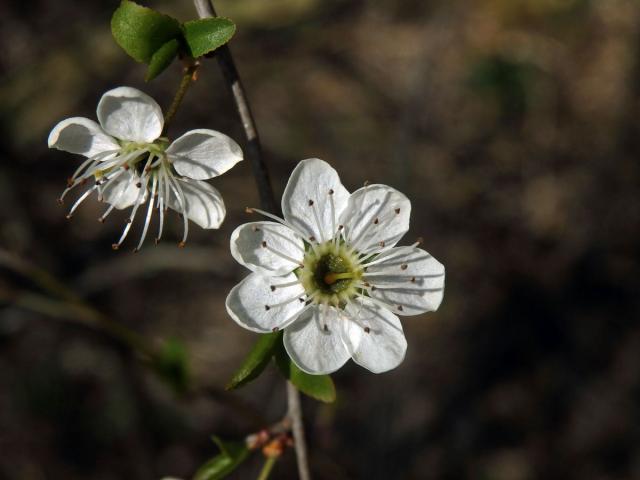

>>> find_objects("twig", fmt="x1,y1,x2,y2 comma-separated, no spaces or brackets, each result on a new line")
287,381,312,480
257,456,278,480
163,61,199,134
193,0,278,214
193,2,312,478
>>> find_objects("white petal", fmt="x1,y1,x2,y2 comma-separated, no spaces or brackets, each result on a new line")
167,178,225,229
283,305,351,374
342,298,407,373
48,117,120,158
366,247,445,316
340,184,410,253
281,159,350,242
167,129,243,180
96,86,163,143
226,272,307,333
101,171,146,210
230,221,304,276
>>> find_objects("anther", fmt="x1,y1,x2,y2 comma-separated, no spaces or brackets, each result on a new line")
155,238,160,245
66,178,74,187
410,276,416,283
123,165,130,170
98,217,105,224
127,218,132,224
178,241,186,248
252,226,261,232
379,241,385,247
57,198,64,205
272,327,279,332
133,248,140,253
265,305,271,311
364,282,371,287
416,236,424,244
395,208,401,214
136,182,142,188
338,225,344,230
309,236,316,242
373,218,379,225
364,327,371,334
401,264,408,270
261,241,268,248
397,305,404,311
65,214,73,220
364,180,370,186
111,243,119,250
371,285,377,291
308,199,314,206
323,324,329,332
299,298,305,302
270,285,276,291
245,207,254,214
329,189,334,195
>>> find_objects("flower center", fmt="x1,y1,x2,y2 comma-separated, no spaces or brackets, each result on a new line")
300,241,363,305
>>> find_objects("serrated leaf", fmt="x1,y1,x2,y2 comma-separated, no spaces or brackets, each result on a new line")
153,337,190,394
111,0,182,64
274,343,336,403
226,331,282,391
145,38,180,81
193,436,250,480
183,17,236,58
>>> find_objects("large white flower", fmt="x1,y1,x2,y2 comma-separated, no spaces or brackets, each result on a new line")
226,159,445,374
48,86,243,250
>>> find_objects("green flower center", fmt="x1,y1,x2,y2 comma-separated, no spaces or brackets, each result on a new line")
300,241,363,306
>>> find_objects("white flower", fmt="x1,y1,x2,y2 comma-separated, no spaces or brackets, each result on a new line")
48,86,243,250
226,159,445,374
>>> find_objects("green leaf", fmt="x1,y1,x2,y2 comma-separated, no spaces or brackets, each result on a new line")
153,337,190,394
274,343,336,403
111,0,182,64
145,38,180,81
226,331,282,391
183,17,236,58
193,436,250,480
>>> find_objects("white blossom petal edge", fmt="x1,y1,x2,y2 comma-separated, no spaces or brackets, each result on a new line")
48,86,243,250
227,158,445,374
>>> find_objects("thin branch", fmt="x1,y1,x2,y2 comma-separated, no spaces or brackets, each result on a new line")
193,0,278,214
193,2,313,478
287,381,312,480
256,456,278,480
163,61,199,134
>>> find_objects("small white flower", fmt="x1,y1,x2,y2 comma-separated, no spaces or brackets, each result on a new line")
48,86,243,250
226,159,445,374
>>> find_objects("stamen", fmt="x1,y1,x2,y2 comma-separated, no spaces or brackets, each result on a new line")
166,170,189,246
134,173,157,252
245,207,309,241
270,279,302,291
309,199,326,243
98,171,136,223
66,184,98,218
261,241,304,266
265,290,307,310
112,160,151,249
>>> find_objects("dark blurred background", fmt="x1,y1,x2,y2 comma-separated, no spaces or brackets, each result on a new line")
2,0,640,478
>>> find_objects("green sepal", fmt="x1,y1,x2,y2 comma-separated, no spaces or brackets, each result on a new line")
153,337,190,394
226,331,282,391
111,0,182,64
182,17,236,58
274,342,336,403
192,436,250,480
